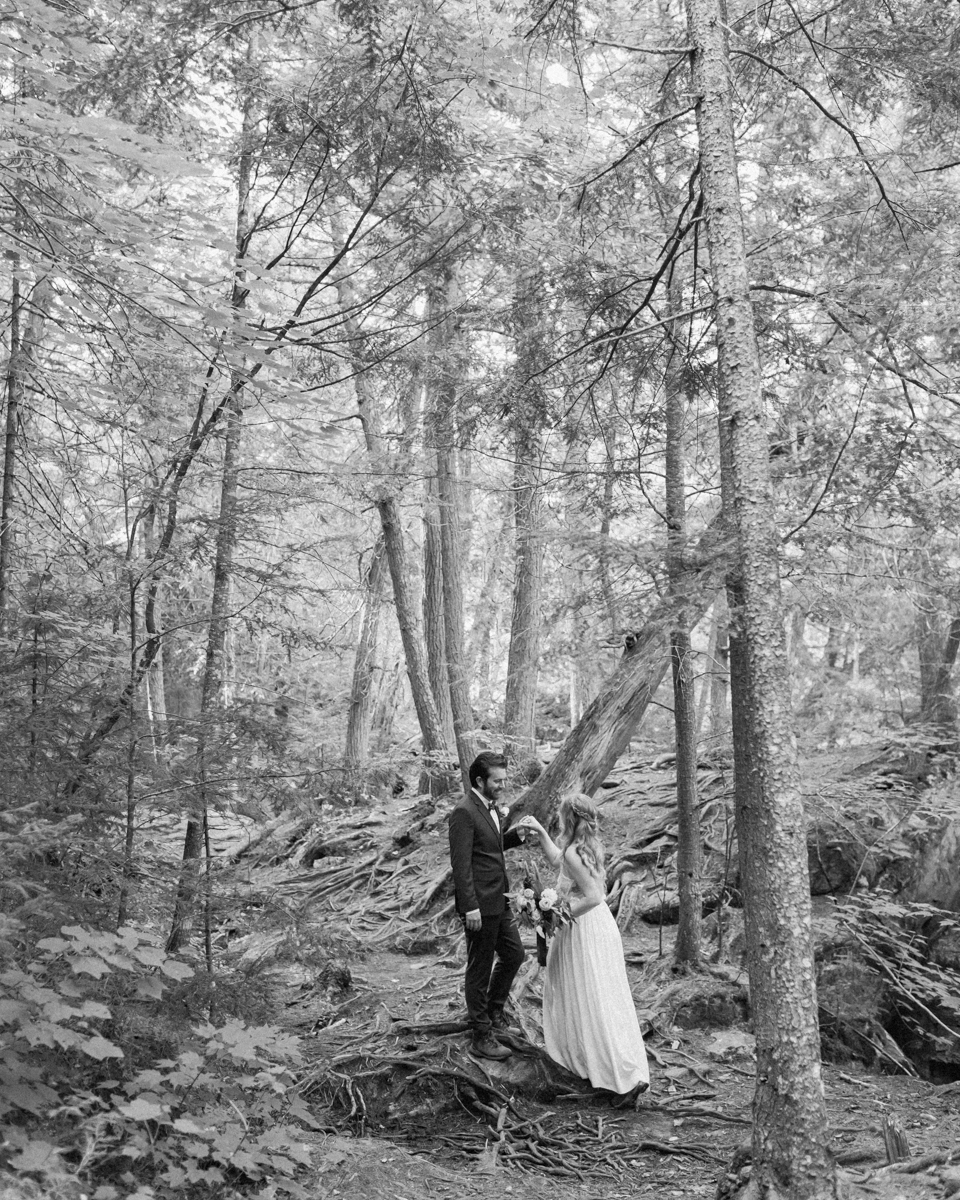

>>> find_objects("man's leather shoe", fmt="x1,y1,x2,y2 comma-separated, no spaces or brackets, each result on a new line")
470,1033,511,1060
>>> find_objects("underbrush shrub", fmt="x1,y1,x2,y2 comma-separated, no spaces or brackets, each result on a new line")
0,921,316,1198
817,894,960,1078
816,940,891,1065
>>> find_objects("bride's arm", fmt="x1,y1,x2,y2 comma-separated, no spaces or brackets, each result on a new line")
516,816,563,867
563,847,605,918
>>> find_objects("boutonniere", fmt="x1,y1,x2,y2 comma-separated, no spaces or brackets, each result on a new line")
496,805,511,821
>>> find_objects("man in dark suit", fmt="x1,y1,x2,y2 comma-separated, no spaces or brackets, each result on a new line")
448,751,526,1061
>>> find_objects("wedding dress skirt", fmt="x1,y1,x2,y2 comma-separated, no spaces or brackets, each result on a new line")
543,900,649,1094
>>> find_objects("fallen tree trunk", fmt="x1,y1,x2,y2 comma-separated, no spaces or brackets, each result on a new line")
511,516,726,825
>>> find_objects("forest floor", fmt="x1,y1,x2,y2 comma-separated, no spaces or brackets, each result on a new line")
273,912,959,1200
233,752,960,1200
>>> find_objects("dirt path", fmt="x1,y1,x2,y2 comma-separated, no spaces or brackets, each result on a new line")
283,935,958,1200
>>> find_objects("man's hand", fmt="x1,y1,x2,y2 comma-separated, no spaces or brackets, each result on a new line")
465,908,482,931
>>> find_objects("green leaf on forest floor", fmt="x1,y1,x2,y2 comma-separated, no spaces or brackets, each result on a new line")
705,1030,756,1059
8,1138,63,1172
116,1097,169,1121
82,1035,124,1060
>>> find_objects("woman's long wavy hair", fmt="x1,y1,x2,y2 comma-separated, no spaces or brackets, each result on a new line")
559,793,605,879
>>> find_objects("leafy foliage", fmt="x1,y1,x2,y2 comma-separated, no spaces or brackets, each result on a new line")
837,896,960,1033
0,922,314,1198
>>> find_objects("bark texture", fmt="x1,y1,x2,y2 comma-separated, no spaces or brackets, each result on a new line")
512,623,669,825
665,299,703,970
503,269,547,756
685,0,837,1192
422,478,456,745
0,259,22,631
0,270,47,631
344,536,389,791
430,267,475,790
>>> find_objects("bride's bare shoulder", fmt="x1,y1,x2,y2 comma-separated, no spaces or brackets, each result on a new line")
563,844,592,878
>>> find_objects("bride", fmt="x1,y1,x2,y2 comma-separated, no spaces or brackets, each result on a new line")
518,794,649,1097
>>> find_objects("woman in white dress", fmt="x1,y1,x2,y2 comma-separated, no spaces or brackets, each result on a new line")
518,794,649,1097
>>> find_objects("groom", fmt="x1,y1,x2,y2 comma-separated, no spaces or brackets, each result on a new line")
448,751,526,1061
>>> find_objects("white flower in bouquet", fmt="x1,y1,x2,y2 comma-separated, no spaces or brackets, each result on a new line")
523,888,536,899
539,887,559,912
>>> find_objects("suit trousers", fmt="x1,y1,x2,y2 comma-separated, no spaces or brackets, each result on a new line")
462,911,525,1034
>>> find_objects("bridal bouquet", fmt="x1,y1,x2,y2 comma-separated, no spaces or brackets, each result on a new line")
507,860,574,965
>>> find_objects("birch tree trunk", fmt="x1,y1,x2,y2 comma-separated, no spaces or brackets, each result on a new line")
684,0,836,1191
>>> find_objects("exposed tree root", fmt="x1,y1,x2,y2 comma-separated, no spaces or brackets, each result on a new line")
892,1149,959,1173
297,1011,731,1185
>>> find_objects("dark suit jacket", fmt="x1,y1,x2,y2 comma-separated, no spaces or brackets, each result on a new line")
448,791,523,916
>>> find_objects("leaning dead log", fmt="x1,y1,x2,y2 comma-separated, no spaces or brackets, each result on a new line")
511,518,726,825
512,621,671,825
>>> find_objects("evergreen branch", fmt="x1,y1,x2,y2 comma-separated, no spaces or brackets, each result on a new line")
572,106,697,197
588,38,692,55
731,48,912,240
750,283,960,405
782,389,864,542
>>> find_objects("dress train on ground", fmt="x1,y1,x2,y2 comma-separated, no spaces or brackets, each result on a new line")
542,899,649,1095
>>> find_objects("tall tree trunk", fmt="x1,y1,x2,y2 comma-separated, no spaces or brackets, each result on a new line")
331,244,450,792
375,490,450,789
0,271,47,633
423,419,456,746
695,601,716,739
0,255,22,633
167,68,256,953
141,489,167,763
598,416,620,642
118,511,140,929
710,596,730,740
430,266,475,790
504,268,547,758
665,292,702,970
684,0,836,1192
372,659,404,753
466,501,510,719
343,536,388,794
167,375,244,954
503,422,545,756
917,602,960,733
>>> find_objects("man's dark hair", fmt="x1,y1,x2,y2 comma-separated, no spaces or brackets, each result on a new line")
469,751,508,791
